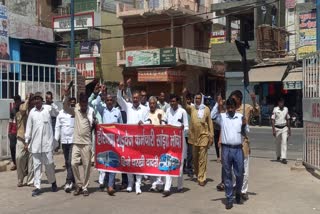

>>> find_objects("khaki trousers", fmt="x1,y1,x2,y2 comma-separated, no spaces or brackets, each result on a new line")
16,139,34,185
193,145,208,183
71,144,92,190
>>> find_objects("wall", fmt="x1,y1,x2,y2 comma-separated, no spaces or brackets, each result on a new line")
38,0,55,28
101,11,123,82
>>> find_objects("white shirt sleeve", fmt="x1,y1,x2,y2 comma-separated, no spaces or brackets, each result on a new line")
211,103,219,120
54,113,61,142
25,110,33,144
50,103,59,117
117,89,128,112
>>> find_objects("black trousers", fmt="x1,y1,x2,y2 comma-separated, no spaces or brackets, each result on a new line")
214,129,220,159
9,134,17,165
184,137,193,175
62,144,75,184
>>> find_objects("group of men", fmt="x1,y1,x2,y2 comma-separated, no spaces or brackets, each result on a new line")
9,79,292,210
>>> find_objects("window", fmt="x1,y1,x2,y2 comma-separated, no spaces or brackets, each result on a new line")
51,0,63,12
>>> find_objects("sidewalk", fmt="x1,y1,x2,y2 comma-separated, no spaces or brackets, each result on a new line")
1,148,320,214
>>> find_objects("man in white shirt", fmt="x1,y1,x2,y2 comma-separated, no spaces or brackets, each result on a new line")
117,82,149,194
146,96,166,192
214,97,249,210
95,94,123,196
163,94,189,197
271,97,291,164
25,92,59,197
55,97,76,193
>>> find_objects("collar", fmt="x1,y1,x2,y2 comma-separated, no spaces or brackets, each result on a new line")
226,113,238,119
34,106,44,112
106,107,115,112
132,104,141,110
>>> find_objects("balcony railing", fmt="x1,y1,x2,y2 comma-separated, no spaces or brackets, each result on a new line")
54,2,99,15
117,0,209,18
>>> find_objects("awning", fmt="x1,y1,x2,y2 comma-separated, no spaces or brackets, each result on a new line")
283,68,302,90
249,65,288,82
283,68,302,82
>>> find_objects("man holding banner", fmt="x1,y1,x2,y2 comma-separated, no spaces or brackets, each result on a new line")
145,96,166,192
95,94,123,195
117,82,149,194
163,94,189,197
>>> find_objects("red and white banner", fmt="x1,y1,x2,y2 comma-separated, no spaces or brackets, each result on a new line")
95,124,184,177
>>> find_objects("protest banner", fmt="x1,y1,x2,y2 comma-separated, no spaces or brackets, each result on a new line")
95,124,184,177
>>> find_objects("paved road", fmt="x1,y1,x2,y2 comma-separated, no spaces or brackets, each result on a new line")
248,127,303,160
1,127,320,214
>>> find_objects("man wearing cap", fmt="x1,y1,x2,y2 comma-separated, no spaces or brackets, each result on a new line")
25,92,59,196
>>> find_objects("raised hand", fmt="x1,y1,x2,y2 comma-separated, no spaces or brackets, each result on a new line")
126,78,132,87
119,81,125,91
94,83,100,95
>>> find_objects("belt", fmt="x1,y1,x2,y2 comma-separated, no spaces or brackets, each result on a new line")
275,125,287,129
222,144,242,149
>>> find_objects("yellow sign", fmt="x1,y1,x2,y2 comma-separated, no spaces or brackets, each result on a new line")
298,46,316,59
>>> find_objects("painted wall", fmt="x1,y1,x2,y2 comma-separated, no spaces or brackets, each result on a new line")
100,11,123,82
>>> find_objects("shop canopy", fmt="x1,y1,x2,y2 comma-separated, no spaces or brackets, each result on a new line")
249,65,288,82
283,67,302,82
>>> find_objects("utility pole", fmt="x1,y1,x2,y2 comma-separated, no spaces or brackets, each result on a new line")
70,0,75,67
317,0,320,50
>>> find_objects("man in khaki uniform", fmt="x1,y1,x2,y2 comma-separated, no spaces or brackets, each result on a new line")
184,90,214,186
63,89,95,196
15,94,34,187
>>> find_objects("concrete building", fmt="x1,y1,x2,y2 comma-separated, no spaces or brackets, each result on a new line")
116,0,221,96
210,0,305,125
52,0,103,84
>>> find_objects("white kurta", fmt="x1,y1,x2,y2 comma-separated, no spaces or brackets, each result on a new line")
25,105,56,153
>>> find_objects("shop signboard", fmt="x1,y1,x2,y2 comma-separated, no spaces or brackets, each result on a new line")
80,41,101,57
298,10,316,59
283,81,302,90
160,48,176,65
53,12,94,32
57,57,97,79
137,68,183,82
126,48,176,67
178,48,211,68
210,30,226,45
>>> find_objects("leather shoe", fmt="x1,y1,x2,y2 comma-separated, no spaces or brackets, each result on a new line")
51,182,58,192
235,193,242,204
74,186,82,196
99,184,105,192
216,182,224,191
242,193,249,201
83,188,89,196
17,183,23,187
107,187,115,196
162,190,171,197
32,188,41,197
10,165,17,171
281,159,287,164
225,202,233,210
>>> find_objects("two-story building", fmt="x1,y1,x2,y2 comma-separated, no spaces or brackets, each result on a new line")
52,0,103,85
116,0,222,96
210,0,303,125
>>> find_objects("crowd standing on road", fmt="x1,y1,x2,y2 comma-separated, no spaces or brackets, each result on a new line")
7,80,293,210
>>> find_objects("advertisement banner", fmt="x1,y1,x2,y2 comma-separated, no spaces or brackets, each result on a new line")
80,41,101,57
0,5,9,61
298,10,316,59
137,68,183,82
95,124,184,177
